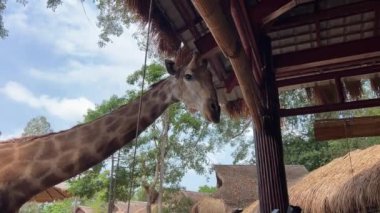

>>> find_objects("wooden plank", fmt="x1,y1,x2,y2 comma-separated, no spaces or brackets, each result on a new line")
270,1,379,31
274,37,380,71
279,98,380,117
314,116,380,141
276,64,380,87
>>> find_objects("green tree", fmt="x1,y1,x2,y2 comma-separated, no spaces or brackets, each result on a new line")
198,185,217,194
40,199,73,213
279,87,380,171
22,116,53,137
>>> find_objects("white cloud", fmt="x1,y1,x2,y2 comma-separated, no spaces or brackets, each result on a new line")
0,81,95,122
4,0,145,93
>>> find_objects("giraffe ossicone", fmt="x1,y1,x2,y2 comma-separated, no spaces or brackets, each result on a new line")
0,53,220,212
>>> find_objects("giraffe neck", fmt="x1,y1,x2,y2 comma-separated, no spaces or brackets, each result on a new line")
0,77,179,212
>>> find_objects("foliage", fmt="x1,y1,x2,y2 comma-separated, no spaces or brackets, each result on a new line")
81,190,108,213
22,116,53,137
0,0,7,38
198,185,217,194
283,134,330,171
19,202,43,213
96,0,133,47
84,95,128,123
41,199,73,213
280,88,380,171
68,170,109,199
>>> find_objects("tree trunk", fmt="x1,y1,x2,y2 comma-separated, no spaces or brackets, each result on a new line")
158,112,170,213
108,154,115,213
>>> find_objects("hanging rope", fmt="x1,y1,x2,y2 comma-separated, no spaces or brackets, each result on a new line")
342,112,354,175
126,0,154,212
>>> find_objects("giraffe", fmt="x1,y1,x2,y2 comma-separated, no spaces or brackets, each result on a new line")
0,53,221,212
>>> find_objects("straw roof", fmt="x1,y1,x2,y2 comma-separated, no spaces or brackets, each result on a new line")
288,145,380,213
191,197,233,213
212,165,308,210
242,200,259,213
124,0,180,56
113,201,147,213
178,190,209,203
30,182,70,202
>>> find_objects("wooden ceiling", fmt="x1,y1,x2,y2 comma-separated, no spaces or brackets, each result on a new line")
155,0,380,117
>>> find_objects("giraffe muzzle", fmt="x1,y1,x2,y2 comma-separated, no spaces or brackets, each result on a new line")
208,99,221,123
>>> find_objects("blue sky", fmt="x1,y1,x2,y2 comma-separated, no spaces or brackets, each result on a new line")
0,0,232,191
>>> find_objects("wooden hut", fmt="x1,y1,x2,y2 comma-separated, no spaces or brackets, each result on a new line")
120,0,380,211
193,165,308,212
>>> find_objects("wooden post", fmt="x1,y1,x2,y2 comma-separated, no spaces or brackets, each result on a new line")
255,35,289,213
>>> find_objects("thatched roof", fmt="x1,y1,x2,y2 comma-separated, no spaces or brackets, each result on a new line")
179,190,209,203
75,206,94,213
30,182,70,202
244,145,380,213
113,201,146,213
212,165,308,210
191,197,232,213
288,145,380,213
124,0,180,56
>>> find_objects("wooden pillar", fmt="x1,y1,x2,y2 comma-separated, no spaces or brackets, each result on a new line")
254,36,289,213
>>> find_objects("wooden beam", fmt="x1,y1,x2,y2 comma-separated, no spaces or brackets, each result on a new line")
276,64,380,87
194,33,217,55
270,1,380,31
254,35,290,213
262,0,314,25
275,37,380,71
279,98,380,117
247,0,299,24
314,116,380,141
172,0,200,39
231,0,263,84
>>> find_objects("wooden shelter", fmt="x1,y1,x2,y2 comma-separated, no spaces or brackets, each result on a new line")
245,145,380,213
125,0,380,212
198,165,308,211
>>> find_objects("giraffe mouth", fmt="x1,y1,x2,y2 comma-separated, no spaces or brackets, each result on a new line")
206,99,221,123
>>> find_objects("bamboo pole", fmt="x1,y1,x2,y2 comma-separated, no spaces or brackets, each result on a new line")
192,0,263,130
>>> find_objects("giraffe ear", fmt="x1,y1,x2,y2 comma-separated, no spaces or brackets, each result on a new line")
165,59,177,75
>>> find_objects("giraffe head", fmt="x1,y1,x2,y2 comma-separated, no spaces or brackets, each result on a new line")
165,53,221,123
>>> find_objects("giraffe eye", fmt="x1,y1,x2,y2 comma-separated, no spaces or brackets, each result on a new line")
184,74,193,80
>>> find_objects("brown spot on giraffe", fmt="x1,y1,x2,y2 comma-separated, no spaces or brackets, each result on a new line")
106,119,122,132
37,141,57,160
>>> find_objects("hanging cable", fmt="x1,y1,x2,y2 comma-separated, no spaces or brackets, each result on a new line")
127,0,154,212
344,116,354,175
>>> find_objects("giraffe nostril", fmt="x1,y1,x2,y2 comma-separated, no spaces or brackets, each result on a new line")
210,101,220,113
